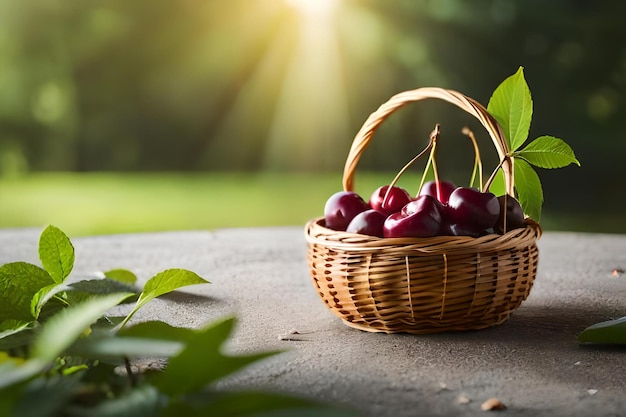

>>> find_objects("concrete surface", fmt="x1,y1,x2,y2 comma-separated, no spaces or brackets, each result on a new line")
1,227,626,416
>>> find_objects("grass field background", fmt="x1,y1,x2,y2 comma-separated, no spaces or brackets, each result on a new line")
0,172,620,236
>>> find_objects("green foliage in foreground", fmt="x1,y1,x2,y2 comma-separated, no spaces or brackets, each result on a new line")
0,225,357,417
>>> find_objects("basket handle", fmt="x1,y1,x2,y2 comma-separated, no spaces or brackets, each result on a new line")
342,87,514,196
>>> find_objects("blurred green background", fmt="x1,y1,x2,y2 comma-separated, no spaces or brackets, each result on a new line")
0,0,624,236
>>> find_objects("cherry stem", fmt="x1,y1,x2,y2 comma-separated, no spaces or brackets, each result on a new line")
462,127,483,190
502,192,509,234
415,124,440,198
385,124,438,203
124,357,137,388
483,156,508,192
430,126,442,201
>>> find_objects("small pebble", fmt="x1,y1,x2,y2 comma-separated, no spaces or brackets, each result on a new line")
457,394,471,405
481,397,506,411
587,389,598,396
278,329,307,341
278,334,299,341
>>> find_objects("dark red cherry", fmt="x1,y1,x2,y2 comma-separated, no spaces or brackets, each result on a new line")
383,195,443,238
346,209,387,238
324,191,369,231
418,180,457,204
495,194,526,234
447,187,500,233
369,185,412,216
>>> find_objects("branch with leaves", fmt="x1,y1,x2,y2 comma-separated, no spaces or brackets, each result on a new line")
486,66,580,221
0,225,357,416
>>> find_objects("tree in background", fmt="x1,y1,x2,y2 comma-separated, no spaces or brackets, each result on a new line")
0,0,624,211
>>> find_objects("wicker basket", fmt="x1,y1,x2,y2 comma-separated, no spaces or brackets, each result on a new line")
304,87,542,334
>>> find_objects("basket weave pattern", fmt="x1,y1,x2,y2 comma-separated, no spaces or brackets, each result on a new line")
306,218,540,334
304,88,542,334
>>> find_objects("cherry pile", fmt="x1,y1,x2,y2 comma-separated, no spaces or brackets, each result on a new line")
323,181,526,238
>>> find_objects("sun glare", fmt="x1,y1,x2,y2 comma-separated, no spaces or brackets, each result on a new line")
286,0,338,19
263,0,350,170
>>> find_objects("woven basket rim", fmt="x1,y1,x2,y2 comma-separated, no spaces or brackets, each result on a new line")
305,216,541,254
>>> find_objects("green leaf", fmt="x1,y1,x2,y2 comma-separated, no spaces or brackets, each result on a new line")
579,316,626,345
0,319,31,332
31,293,134,363
0,262,55,322
119,320,197,342
38,225,75,283
487,66,533,151
0,322,36,351
73,321,196,365
30,283,70,319
0,373,26,417
104,269,138,285
65,279,138,308
140,269,209,305
516,135,580,168
68,279,139,297
150,317,280,396
68,336,183,363
0,359,49,392
68,384,162,417
514,159,543,221
120,269,209,328
12,372,84,417
75,321,195,363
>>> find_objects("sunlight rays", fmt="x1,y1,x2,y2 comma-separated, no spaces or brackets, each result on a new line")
286,0,338,19
202,0,363,171
263,0,350,170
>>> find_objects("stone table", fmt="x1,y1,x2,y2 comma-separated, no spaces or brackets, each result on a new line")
1,227,626,416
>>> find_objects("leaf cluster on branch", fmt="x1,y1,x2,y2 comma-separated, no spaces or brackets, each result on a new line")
0,226,356,416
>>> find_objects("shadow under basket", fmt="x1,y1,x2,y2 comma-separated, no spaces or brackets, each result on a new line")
305,218,541,334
